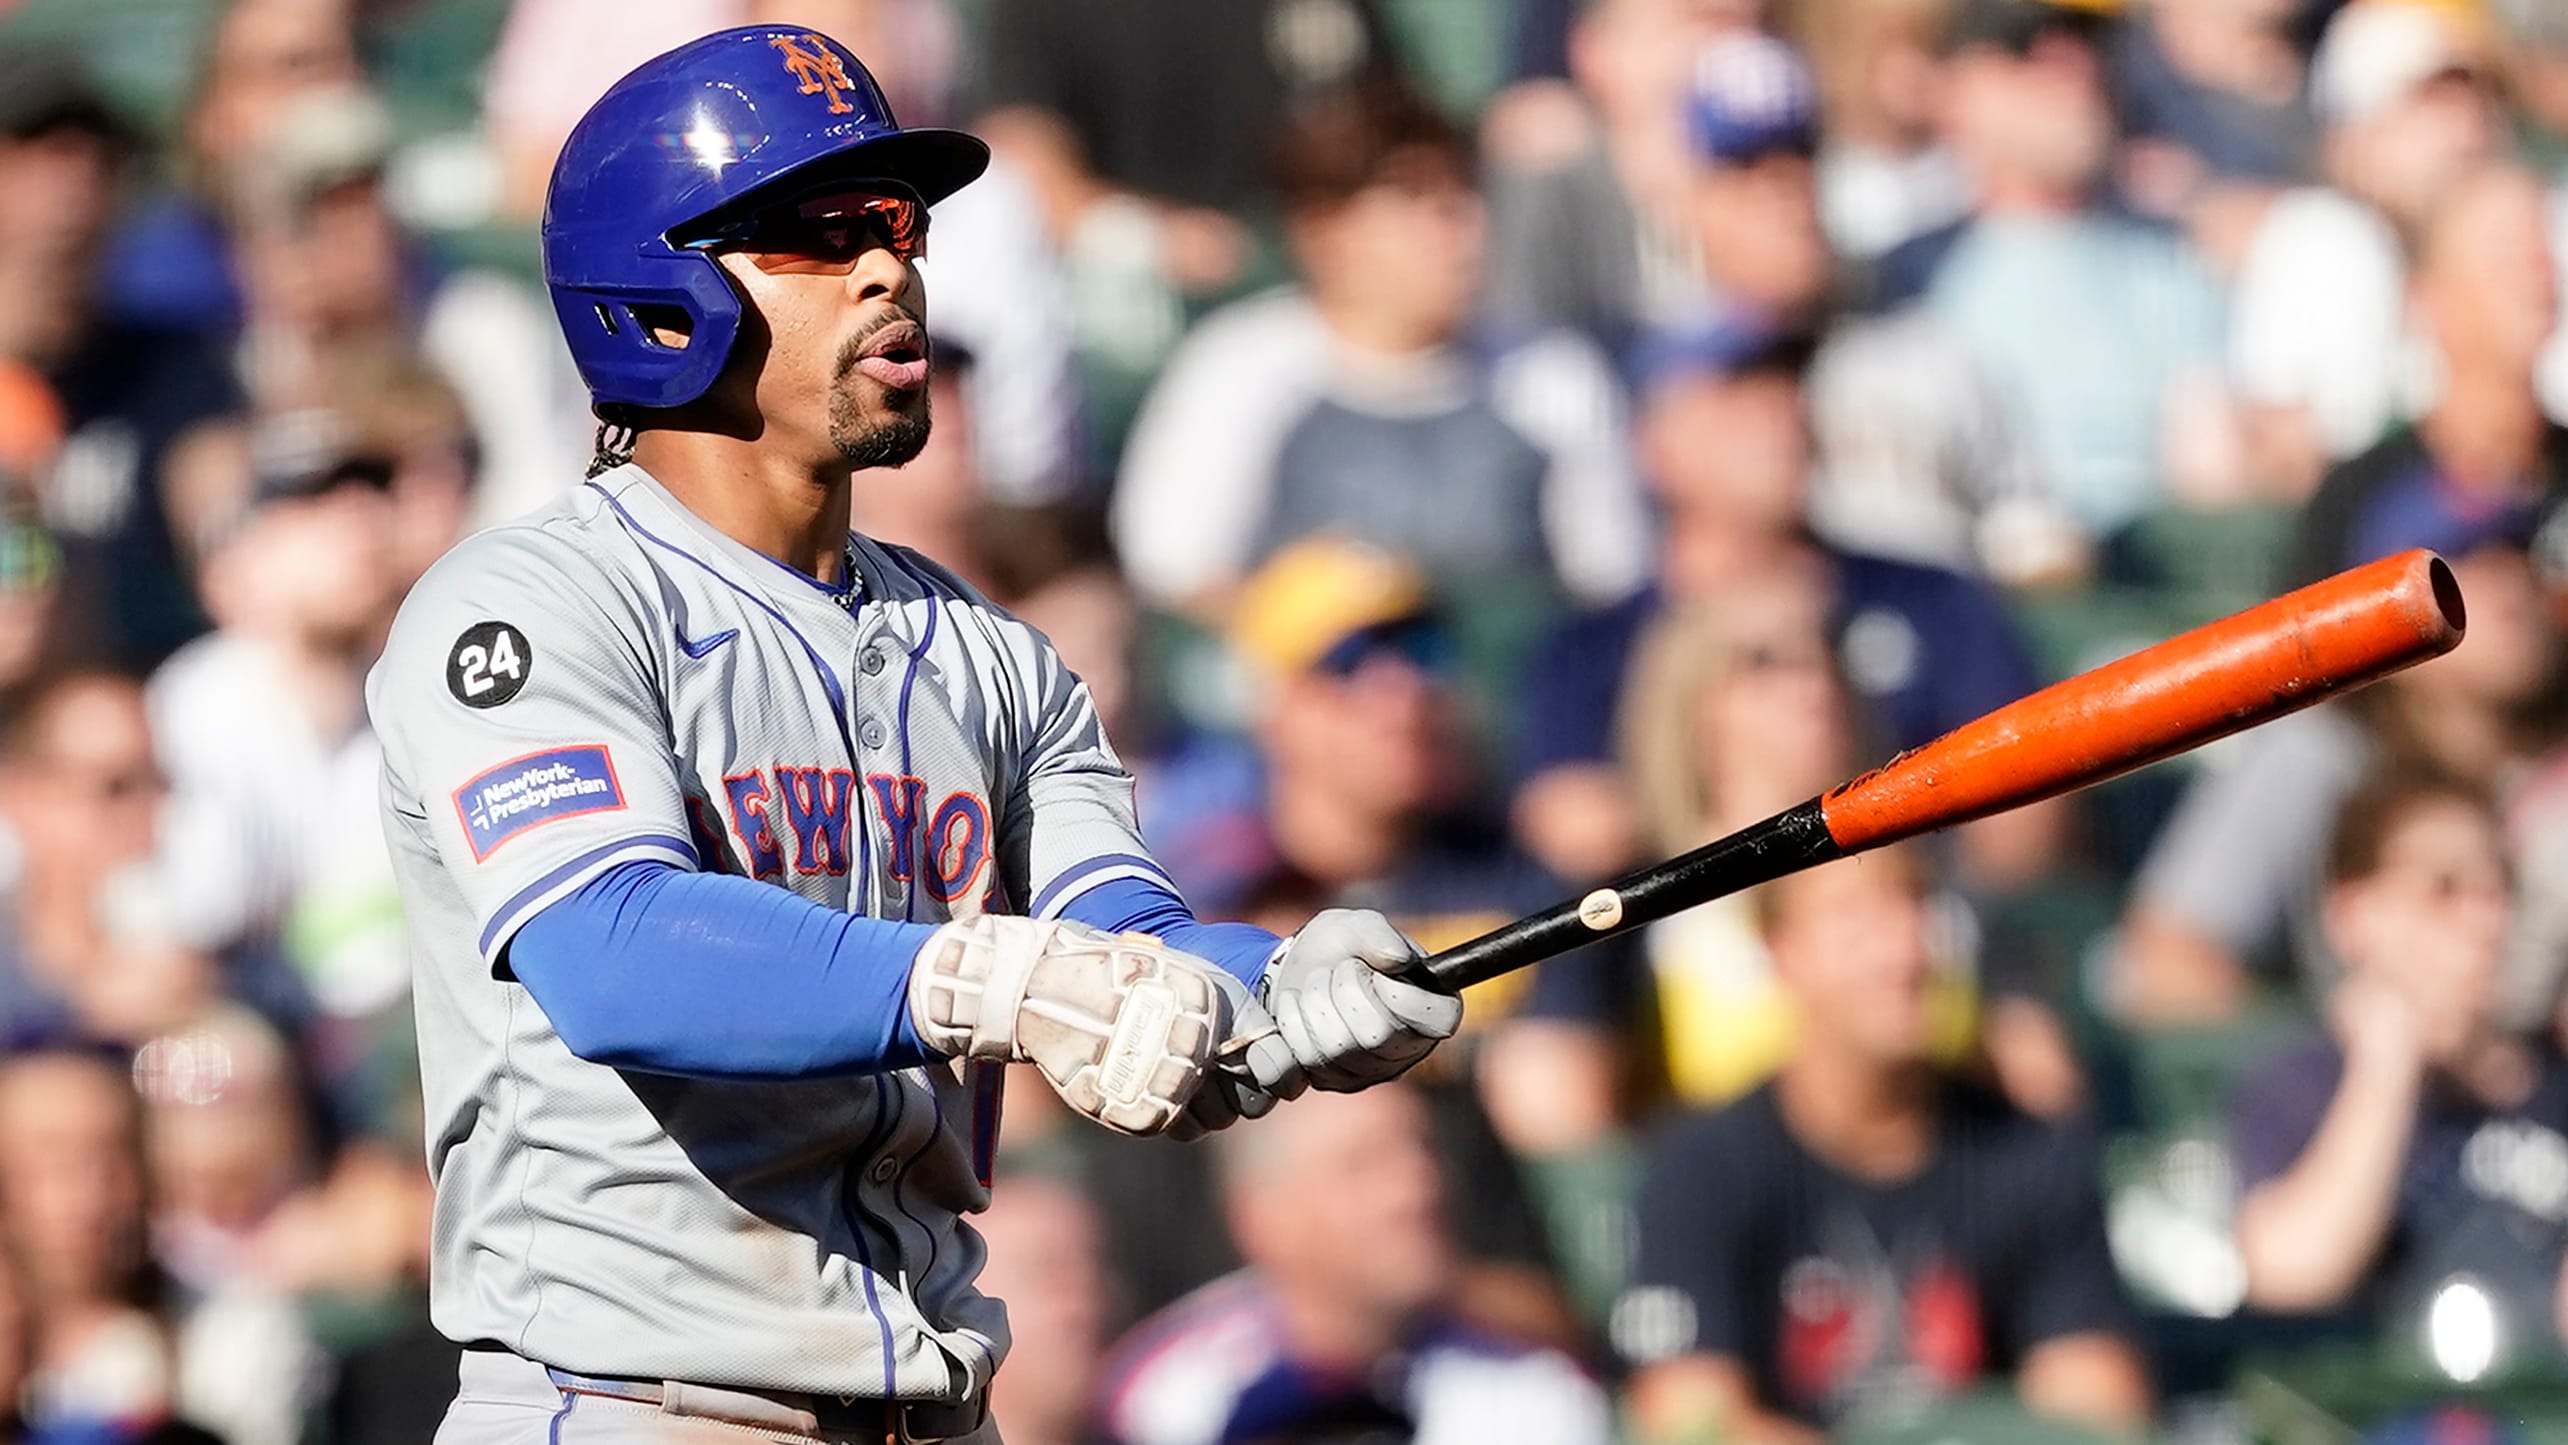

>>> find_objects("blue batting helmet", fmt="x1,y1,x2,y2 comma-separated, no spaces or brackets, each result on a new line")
541,26,988,411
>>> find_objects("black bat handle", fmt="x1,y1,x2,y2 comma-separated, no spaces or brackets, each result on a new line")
1407,798,1842,994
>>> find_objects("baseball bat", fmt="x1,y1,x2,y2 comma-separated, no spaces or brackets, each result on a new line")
1411,548,2466,994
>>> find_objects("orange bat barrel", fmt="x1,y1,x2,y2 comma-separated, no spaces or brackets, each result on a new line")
1819,547,2464,852
1411,549,2464,994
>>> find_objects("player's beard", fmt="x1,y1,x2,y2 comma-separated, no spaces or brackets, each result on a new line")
830,334,933,470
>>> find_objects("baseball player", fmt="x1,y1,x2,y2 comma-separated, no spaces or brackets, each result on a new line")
367,27,1462,1445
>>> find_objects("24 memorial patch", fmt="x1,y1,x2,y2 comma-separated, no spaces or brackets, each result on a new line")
448,621,532,708
453,745,627,860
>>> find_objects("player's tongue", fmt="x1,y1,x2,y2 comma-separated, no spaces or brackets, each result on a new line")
847,323,928,393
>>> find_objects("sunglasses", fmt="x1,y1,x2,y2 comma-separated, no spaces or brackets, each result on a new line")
680,182,930,271
1316,617,1450,678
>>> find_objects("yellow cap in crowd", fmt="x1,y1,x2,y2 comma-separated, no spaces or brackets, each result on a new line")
1228,537,1431,681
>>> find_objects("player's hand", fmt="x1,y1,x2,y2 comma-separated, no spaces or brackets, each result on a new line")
907,916,1253,1137
1261,909,1462,1092
1167,969,1304,1142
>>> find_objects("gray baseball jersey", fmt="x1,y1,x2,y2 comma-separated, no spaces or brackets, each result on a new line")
368,463,1165,1402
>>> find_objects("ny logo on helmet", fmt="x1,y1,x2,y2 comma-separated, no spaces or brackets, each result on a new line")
770,34,857,114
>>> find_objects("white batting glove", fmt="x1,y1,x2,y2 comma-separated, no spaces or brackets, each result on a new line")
1260,909,1463,1091
908,916,1272,1137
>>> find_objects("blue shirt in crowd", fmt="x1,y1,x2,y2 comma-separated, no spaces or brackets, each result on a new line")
1513,547,2041,785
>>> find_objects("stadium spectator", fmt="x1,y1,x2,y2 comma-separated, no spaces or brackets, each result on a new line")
975,0,1396,454
1150,539,1547,934
2230,770,2568,1358
978,0,1392,222
2228,0,2505,494
99,2,582,530
2104,0,2314,308
225,86,417,418
215,83,581,531
1499,582,1863,1163
0,42,241,668
2290,162,2566,586
346,361,481,598
0,674,214,1047
1508,330,2053,891
0,1047,173,1433
2121,163,2568,1026
0,1253,220,1444
100,0,367,337
1497,573,2080,1153
1674,34,1836,339
1137,538,1577,1337
1543,587,1979,1085
1870,0,2229,543
136,1008,326,1445
139,1013,315,1296
1480,0,1757,354
1801,304,2076,583
2107,0,2313,196
1799,0,1973,267
148,421,418,1026
1093,1082,1611,1445
134,1004,429,1445
1113,82,1649,616
0,1240,122,1445
1793,8,2084,585
1615,849,2147,1441
994,1045,1560,1350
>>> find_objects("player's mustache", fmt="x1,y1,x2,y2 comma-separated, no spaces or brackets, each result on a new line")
835,311,926,379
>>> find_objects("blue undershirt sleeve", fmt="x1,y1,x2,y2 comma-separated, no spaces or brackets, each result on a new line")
1056,876,1281,988
505,859,940,1078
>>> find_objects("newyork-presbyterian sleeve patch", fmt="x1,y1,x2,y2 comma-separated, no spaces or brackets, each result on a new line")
452,745,629,861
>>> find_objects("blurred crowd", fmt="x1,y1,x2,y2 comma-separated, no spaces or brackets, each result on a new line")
0,0,2567,1440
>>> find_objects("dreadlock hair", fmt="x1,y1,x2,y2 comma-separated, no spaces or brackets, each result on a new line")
586,406,637,478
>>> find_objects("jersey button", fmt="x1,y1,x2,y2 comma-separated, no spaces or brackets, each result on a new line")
870,1156,898,1183
859,717,889,749
860,646,889,676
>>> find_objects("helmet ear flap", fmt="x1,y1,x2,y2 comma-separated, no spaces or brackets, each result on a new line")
547,247,745,410
582,299,685,348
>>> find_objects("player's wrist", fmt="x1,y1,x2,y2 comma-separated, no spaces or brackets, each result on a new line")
1252,932,1294,1000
